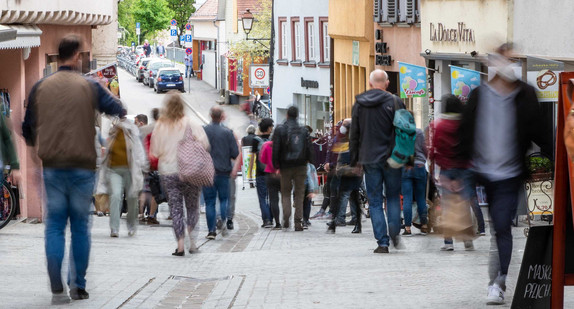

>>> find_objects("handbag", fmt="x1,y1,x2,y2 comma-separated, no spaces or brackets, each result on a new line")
335,164,363,177
177,125,214,186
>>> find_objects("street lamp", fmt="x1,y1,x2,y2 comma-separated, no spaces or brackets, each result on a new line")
241,9,269,48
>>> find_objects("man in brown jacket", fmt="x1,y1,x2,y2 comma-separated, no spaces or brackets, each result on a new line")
22,35,124,303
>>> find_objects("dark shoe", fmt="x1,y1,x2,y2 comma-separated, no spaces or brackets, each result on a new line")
227,220,234,230
147,217,160,225
305,220,311,227
412,222,422,230
346,218,357,225
326,224,336,234
70,288,90,300
282,220,290,229
295,226,304,231
392,236,406,250
206,232,216,240
326,219,346,227
402,229,412,237
51,291,71,305
352,221,362,234
302,221,309,229
263,221,274,228
216,219,223,230
420,225,429,235
373,246,389,253
273,223,282,230
172,249,185,256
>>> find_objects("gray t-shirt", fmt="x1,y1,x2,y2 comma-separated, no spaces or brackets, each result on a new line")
473,83,522,181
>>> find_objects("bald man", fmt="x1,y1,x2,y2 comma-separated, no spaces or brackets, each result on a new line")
349,69,406,254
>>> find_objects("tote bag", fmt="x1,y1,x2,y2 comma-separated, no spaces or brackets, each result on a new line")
177,125,214,186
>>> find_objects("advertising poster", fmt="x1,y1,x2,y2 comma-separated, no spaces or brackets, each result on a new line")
241,146,257,183
398,62,427,99
527,56,563,102
85,63,120,98
450,66,481,103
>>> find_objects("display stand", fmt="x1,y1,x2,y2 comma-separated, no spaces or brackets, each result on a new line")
551,72,574,307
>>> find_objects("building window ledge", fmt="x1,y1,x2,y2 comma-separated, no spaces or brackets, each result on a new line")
318,62,330,68
290,60,303,67
303,61,317,68
277,59,289,66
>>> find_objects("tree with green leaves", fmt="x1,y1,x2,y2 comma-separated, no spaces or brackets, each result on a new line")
118,0,137,45
166,0,196,37
133,0,174,39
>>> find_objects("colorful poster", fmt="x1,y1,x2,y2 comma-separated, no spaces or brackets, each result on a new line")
527,56,563,102
398,62,427,99
85,63,120,98
241,146,257,183
450,66,480,103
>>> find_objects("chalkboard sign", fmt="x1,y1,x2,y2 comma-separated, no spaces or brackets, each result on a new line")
512,225,553,309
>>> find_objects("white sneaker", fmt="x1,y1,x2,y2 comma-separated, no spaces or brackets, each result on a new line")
486,284,505,305
440,244,454,251
221,225,228,237
464,241,474,251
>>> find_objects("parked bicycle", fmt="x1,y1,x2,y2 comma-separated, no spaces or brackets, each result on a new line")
0,169,18,230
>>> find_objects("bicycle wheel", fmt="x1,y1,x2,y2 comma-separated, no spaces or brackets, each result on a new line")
0,182,16,230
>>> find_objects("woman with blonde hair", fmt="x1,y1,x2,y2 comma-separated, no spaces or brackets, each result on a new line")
151,91,210,256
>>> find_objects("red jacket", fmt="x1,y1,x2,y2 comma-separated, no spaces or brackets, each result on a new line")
429,115,470,170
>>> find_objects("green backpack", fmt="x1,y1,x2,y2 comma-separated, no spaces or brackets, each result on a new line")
387,96,416,169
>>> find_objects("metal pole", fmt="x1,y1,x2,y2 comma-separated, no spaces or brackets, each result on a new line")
138,34,140,46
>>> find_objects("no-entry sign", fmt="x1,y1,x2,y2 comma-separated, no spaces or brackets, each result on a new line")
249,64,269,88
185,48,192,55
170,19,177,26
185,23,192,31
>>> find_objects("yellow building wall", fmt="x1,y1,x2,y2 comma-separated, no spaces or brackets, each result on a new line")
329,0,374,123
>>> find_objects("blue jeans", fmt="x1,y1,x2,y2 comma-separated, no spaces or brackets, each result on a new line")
364,162,402,247
203,174,230,233
185,65,193,77
256,175,272,223
44,168,95,292
401,165,428,227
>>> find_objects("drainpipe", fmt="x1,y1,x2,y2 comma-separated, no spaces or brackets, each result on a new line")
269,0,275,112
213,19,219,90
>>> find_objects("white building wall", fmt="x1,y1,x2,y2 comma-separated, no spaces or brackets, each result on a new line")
513,0,574,60
203,50,217,88
272,0,330,125
193,20,218,40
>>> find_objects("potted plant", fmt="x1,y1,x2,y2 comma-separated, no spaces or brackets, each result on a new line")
527,156,553,181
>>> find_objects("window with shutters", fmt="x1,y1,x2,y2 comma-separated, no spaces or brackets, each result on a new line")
305,18,315,61
384,0,397,24
374,0,382,22
319,19,330,63
380,0,418,25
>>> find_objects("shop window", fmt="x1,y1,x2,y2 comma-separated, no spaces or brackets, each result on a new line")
319,18,329,64
304,18,315,62
291,17,301,62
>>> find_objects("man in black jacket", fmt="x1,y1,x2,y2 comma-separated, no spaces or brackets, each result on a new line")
350,69,406,254
272,106,311,231
459,45,552,305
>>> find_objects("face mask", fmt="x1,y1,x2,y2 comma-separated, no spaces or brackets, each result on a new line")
340,126,347,135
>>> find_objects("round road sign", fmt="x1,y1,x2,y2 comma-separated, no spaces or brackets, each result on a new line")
185,23,192,31
254,68,265,80
185,48,193,55
171,19,177,26
266,87,270,94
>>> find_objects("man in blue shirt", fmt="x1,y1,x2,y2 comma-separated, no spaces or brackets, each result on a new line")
184,54,194,78
202,106,239,239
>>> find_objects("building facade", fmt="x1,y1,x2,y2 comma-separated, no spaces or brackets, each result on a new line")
190,0,223,89
0,0,114,220
272,0,330,130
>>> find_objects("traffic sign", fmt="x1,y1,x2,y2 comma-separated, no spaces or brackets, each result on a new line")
180,35,185,45
185,48,192,55
136,22,140,29
170,29,177,37
185,23,192,31
250,65,269,88
266,87,270,94
185,34,192,48
170,19,177,26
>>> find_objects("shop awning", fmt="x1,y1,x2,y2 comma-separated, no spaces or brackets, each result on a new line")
0,25,17,42
0,25,42,50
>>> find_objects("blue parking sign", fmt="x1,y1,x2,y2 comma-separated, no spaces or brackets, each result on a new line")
185,34,192,42
170,29,177,37
136,22,140,29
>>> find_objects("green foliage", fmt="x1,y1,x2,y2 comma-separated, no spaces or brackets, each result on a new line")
118,0,137,45
166,0,196,36
133,0,174,39
228,0,271,66
528,156,553,174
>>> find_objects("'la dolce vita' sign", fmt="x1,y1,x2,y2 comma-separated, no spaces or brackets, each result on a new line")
430,22,475,43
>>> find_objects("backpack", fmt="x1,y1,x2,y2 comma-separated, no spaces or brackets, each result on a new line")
387,96,417,169
253,136,268,173
284,125,309,163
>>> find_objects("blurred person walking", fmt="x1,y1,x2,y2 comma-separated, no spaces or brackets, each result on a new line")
272,106,312,231
138,109,161,224
151,92,210,255
326,119,363,234
350,69,406,253
259,137,282,229
22,35,124,301
459,45,552,305
184,54,194,78
97,114,147,238
203,106,239,239
249,119,275,227
401,122,429,236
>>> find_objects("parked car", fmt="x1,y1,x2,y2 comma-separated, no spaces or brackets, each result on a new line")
144,59,172,88
154,68,184,93
135,57,151,82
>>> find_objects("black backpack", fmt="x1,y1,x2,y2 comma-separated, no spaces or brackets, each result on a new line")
284,125,309,163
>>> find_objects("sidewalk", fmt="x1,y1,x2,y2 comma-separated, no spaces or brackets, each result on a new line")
2,174,574,308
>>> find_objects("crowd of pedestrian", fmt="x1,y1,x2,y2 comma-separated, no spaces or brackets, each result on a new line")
14,36,553,306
